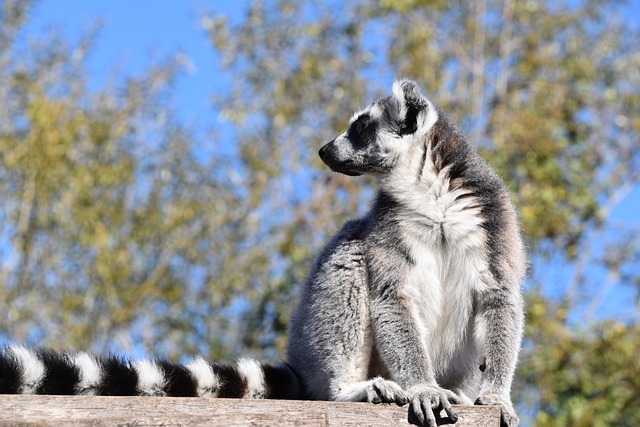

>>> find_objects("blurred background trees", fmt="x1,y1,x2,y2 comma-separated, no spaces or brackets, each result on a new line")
1,0,639,424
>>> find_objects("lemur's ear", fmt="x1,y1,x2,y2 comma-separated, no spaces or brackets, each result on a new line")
392,80,427,135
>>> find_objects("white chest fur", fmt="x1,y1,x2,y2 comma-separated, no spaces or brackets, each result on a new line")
390,144,489,373
400,237,486,373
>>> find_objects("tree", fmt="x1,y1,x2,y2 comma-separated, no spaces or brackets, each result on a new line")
0,0,260,360
521,294,640,426
1,0,639,424
207,0,640,424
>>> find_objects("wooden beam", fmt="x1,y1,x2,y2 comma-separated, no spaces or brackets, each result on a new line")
0,395,501,426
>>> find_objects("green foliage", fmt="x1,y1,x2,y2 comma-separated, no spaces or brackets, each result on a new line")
521,293,640,426
1,0,639,423
0,0,253,359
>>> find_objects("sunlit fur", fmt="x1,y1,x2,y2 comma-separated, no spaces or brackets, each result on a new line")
237,358,266,398
72,352,102,395
132,359,167,396
292,80,526,427
6,346,46,394
185,356,219,398
0,345,298,399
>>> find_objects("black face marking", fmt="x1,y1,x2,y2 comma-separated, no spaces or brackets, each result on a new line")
347,113,369,138
347,113,378,147
319,140,362,176
319,111,382,177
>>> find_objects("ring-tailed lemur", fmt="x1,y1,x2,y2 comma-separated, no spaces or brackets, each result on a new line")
1,80,525,427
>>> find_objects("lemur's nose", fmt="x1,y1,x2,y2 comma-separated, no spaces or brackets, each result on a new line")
318,145,326,158
318,141,332,160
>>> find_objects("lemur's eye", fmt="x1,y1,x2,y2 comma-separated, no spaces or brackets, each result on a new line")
355,120,365,134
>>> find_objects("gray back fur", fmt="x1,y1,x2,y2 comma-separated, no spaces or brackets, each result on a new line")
287,80,526,427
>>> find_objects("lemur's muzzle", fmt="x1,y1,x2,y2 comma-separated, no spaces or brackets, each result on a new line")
319,140,362,176
318,141,332,164
318,140,341,171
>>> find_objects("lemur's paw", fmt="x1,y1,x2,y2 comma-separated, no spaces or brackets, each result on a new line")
475,394,519,427
334,378,409,406
408,384,462,427
368,377,409,405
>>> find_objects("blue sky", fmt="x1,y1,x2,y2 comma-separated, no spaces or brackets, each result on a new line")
24,1,640,319
27,1,238,129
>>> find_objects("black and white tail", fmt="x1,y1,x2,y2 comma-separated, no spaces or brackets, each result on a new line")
0,345,300,399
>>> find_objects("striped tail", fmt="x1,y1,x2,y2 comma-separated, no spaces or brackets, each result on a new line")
0,345,301,399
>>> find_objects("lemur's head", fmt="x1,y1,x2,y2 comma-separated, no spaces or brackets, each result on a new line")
319,80,438,176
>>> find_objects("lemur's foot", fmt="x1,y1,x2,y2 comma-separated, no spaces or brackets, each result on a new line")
408,384,462,427
368,377,410,405
475,393,519,427
335,377,409,406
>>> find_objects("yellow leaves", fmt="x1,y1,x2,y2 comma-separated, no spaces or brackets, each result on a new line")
486,76,601,250
380,0,415,12
556,306,568,321
530,299,546,318
380,0,445,13
7,88,68,173
1,136,29,168
0,22,234,351
92,220,109,247
164,202,197,229
304,23,323,38
603,321,627,341
523,291,640,426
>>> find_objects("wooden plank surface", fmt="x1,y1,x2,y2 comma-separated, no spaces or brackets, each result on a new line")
0,395,501,426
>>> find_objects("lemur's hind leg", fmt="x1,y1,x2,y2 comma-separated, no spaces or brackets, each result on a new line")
287,220,409,405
